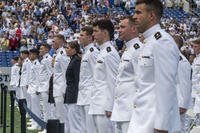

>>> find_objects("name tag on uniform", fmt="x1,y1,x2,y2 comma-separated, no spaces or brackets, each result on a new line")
82,60,88,62
97,60,103,63
123,59,129,62
142,56,150,59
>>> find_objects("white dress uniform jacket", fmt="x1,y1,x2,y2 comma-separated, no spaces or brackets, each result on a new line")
111,37,143,122
177,53,192,110
19,58,31,87
128,24,181,133
77,43,99,106
38,53,53,92
192,54,200,113
27,59,41,94
53,47,70,97
89,41,120,115
10,63,20,89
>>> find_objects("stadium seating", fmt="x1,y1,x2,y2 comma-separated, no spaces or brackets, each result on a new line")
193,8,200,16
0,51,20,67
163,8,190,22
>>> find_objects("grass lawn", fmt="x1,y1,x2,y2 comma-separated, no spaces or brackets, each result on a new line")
0,93,40,133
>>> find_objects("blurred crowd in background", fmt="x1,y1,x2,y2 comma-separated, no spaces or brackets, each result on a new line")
0,0,199,60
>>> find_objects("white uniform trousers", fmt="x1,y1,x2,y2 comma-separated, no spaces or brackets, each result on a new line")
93,115,115,133
171,113,186,133
66,104,82,133
40,92,51,122
49,103,56,119
30,93,41,127
19,86,31,111
15,86,20,99
54,96,66,123
18,86,27,99
54,96,69,133
79,105,96,133
115,121,129,133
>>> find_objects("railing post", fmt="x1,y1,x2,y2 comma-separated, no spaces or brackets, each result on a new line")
59,123,64,133
47,119,60,133
10,90,15,133
3,85,8,133
0,83,4,126
19,99,26,133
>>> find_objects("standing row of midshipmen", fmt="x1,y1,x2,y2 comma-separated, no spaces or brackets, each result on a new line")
9,0,199,133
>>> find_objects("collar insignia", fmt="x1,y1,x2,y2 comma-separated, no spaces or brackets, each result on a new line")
133,43,140,49
106,47,111,52
154,32,162,40
90,48,94,52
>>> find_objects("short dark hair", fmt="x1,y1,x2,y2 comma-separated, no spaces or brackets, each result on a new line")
172,35,184,50
29,48,39,56
81,26,93,36
12,57,19,61
67,41,81,54
191,38,200,46
21,50,29,55
54,34,66,42
136,0,163,19
40,43,51,51
121,15,136,26
93,19,114,40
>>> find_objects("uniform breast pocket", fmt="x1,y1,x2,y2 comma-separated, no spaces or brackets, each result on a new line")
121,59,132,71
138,55,153,67
54,61,62,73
81,61,89,75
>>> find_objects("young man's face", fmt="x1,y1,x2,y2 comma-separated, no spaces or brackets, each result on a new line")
29,53,37,61
39,46,47,56
133,3,151,33
93,26,104,45
118,19,133,41
192,43,200,55
79,31,90,47
52,37,60,50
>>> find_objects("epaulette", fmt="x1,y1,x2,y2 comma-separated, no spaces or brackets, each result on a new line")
60,51,63,54
179,56,183,61
154,32,162,40
26,60,28,62
133,43,140,49
106,47,111,52
90,48,94,52
46,56,48,59
34,62,37,65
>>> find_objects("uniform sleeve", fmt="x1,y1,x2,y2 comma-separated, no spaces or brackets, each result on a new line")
153,37,180,130
104,52,120,112
35,63,42,91
88,51,98,76
178,59,192,109
45,57,53,78
10,67,15,86
58,55,70,75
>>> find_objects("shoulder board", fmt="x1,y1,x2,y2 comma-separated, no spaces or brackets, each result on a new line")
60,51,63,54
46,56,48,58
133,43,140,49
90,48,94,52
179,56,183,61
106,47,111,52
154,32,162,40
34,62,37,65
26,60,28,62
